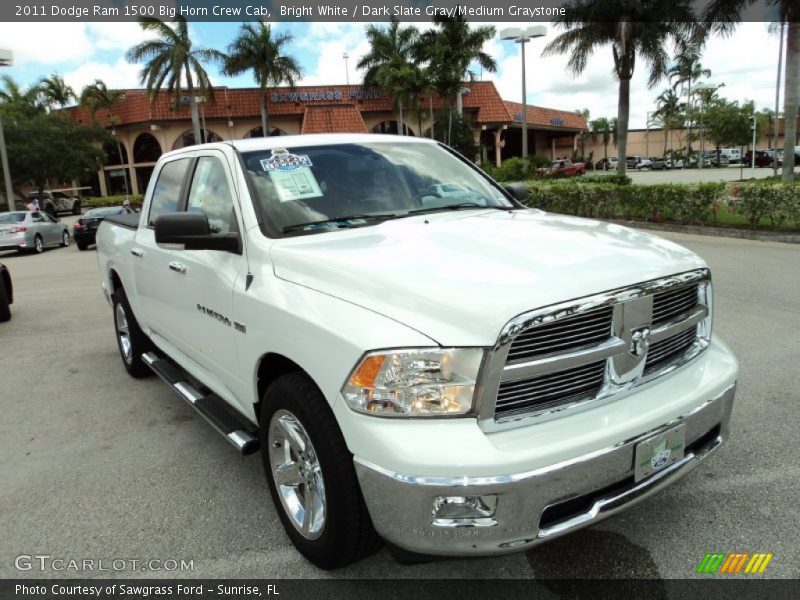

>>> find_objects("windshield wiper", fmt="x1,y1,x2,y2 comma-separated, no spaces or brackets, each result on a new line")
405,202,516,216
282,213,398,233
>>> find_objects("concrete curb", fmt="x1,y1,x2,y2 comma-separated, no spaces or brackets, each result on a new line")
607,220,800,245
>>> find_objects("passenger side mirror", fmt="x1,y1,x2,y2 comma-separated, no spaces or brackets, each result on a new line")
154,213,241,253
504,183,529,204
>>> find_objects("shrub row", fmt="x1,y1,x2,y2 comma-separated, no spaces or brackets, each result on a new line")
525,181,800,231
82,194,144,209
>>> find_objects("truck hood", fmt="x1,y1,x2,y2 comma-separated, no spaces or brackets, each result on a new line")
271,210,706,346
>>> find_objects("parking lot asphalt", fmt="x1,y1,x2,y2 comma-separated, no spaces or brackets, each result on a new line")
623,165,799,185
0,215,798,579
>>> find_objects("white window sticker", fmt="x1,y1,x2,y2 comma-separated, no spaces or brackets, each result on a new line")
261,152,323,202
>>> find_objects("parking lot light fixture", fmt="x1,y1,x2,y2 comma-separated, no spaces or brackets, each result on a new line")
499,26,546,160
0,49,15,211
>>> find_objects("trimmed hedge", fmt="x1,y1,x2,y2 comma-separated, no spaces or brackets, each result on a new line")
82,194,144,209
525,181,800,231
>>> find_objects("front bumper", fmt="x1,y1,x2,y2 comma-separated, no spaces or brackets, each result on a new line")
354,373,735,556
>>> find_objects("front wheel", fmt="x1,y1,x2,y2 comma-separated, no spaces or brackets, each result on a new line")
60,231,70,247
260,373,380,569
77,242,88,251
112,288,153,378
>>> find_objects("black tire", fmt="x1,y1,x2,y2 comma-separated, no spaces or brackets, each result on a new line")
33,235,44,254
60,231,70,247
71,200,81,215
0,279,10,322
260,372,381,569
77,242,88,251
112,287,153,378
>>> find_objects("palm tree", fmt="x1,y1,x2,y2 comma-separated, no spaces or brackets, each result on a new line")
80,80,130,197
667,46,711,153
702,1,799,181
224,23,302,138
38,74,75,110
543,0,696,174
417,16,496,144
358,19,419,135
575,108,590,159
0,75,44,116
654,88,684,154
590,117,612,163
126,17,225,145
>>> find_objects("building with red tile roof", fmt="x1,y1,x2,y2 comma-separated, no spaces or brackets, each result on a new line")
65,81,586,196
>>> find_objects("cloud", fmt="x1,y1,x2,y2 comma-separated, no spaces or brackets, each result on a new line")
0,21,155,66
62,58,143,92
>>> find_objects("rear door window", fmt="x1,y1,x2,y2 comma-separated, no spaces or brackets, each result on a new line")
148,158,191,226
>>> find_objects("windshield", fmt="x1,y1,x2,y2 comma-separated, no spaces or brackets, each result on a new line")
0,212,26,224
241,141,513,235
85,207,123,218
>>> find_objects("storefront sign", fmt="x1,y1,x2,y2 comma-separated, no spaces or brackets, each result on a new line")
271,89,382,103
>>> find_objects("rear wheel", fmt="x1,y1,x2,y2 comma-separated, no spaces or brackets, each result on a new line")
112,288,153,378
71,200,81,215
33,235,43,254
0,279,10,322
260,372,380,569
60,231,70,247
77,242,88,251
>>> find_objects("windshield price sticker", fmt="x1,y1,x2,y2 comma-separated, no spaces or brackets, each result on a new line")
261,150,323,202
260,151,313,172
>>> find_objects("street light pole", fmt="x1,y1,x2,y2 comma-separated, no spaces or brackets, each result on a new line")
499,26,546,160
0,49,14,211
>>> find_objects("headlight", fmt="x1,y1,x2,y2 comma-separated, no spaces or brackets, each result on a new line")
342,348,484,417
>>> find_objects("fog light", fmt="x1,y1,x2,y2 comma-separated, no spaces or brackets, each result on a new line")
432,495,498,527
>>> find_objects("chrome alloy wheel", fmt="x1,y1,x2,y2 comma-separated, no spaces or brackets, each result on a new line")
268,409,326,540
115,303,132,364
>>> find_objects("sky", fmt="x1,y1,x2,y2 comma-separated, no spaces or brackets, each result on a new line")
0,20,784,128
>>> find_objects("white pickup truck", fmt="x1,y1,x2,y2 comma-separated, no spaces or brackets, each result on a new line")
96,134,738,569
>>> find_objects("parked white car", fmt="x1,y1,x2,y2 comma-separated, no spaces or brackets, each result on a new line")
96,135,738,568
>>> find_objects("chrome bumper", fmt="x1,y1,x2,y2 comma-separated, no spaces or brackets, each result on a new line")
354,383,735,556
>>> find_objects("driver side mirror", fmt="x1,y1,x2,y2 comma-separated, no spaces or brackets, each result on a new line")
504,183,529,204
154,212,240,254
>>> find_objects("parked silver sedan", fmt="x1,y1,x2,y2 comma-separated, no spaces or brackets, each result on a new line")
0,211,70,253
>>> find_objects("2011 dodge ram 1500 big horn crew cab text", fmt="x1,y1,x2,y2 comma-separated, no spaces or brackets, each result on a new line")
95,134,737,569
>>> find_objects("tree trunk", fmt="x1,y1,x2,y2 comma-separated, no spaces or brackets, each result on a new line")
112,123,130,199
261,92,269,137
185,67,202,145
782,21,799,182
398,99,404,136
616,76,631,175
429,95,434,140
686,78,693,154
664,129,668,155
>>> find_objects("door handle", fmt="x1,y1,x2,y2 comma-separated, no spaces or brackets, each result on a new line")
130,248,144,257
169,261,187,274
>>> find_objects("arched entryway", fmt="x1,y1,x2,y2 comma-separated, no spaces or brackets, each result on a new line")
133,133,163,194
103,139,131,195
371,121,415,136
244,126,287,138
172,129,223,150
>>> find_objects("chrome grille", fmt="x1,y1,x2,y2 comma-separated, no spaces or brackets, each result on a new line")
481,270,712,429
652,284,699,324
506,306,613,362
645,326,697,372
495,361,606,419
